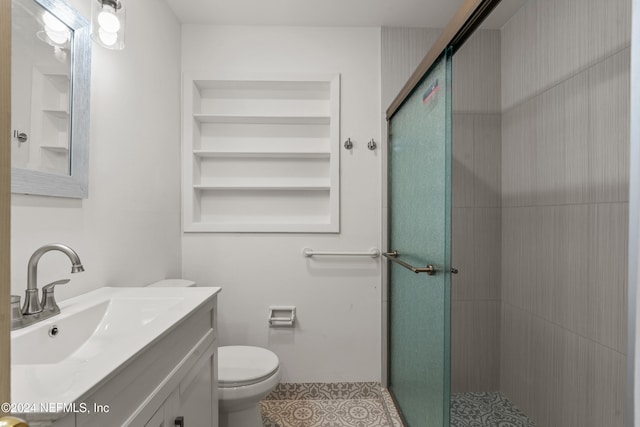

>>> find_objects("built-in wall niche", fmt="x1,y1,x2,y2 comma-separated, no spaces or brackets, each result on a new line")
29,68,71,175
182,73,340,232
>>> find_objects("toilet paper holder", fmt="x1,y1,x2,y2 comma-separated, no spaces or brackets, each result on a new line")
268,306,296,327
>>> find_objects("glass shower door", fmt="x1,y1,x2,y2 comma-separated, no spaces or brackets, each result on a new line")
386,50,452,427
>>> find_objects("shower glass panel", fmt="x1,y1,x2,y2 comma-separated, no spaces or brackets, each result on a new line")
387,49,452,427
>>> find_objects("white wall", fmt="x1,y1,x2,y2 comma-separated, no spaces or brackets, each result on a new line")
11,0,183,301
181,25,382,382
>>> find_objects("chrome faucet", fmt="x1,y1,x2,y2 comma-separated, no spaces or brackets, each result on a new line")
11,243,84,330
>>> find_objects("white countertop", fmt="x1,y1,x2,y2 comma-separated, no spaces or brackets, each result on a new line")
11,286,221,419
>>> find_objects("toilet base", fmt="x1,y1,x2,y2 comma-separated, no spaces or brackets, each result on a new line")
218,366,281,427
220,404,262,427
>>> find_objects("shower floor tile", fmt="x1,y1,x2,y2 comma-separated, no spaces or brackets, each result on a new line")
451,392,536,427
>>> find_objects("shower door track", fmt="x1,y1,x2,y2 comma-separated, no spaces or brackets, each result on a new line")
385,0,502,122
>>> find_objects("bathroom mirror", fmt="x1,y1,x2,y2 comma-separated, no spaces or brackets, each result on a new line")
11,0,91,198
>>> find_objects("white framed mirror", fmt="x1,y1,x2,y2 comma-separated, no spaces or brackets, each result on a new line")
11,0,91,198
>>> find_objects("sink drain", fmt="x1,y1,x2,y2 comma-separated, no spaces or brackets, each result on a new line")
48,325,59,337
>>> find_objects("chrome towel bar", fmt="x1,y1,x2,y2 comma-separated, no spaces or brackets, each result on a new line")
382,251,459,275
302,247,380,258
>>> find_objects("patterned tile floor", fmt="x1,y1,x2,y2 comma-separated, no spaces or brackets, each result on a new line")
261,382,402,427
261,384,533,427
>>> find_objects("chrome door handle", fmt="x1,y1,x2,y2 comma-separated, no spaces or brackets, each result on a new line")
382,251,436,275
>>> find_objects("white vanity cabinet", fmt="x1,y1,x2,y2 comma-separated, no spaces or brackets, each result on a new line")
35,293,219,427
144,341,217,427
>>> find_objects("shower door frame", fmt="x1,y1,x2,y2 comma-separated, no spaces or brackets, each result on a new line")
385,0,501,121
381,0,503,416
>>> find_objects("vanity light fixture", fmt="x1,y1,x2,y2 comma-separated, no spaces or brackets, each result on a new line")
91,0,125,50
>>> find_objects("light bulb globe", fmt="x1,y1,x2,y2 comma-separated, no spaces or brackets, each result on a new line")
98,8,120,33
98,27,118,46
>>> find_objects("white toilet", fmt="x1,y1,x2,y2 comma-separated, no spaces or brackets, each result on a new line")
147,280,282,427
218,345,281,427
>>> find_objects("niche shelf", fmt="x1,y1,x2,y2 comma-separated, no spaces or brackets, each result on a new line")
193,149,330,159
193,114,330,125
182,73,340,233
28,69,71,175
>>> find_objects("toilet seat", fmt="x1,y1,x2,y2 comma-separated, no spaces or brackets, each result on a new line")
218,346,279,388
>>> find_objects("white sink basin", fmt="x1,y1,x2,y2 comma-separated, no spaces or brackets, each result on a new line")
11,286,220,412
12,299,110,365
12,296,185,365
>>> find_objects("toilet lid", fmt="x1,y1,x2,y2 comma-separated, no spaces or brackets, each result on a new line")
218,346,279,387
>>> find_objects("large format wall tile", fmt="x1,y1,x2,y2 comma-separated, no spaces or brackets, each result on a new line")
500,304,532,416
474,114,501,207
473,208,501,300
502,49,630,208
501,0,539,110
501,202,628,424
588,49,630,204
501,100,538,207
585,0,631,73
452,207,474,301
502,0,630,110
499,307,626,427
584,340,626,427
549,204,590,337
528,206,554,322
452,205,501,349
473,301,501,390
501,207,534,312
453,113,475,208
534,84,566,206
451,300,472,392
451,29,502,392
562,70,591,205
551,326,590,427
451,301,500,392
528,315,554,426
587,202,629,353
502,204,628,344
453,30,501,114
500,2,629,425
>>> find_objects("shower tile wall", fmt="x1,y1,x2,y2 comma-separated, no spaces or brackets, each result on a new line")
500,0,630,425
451,29,502,392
